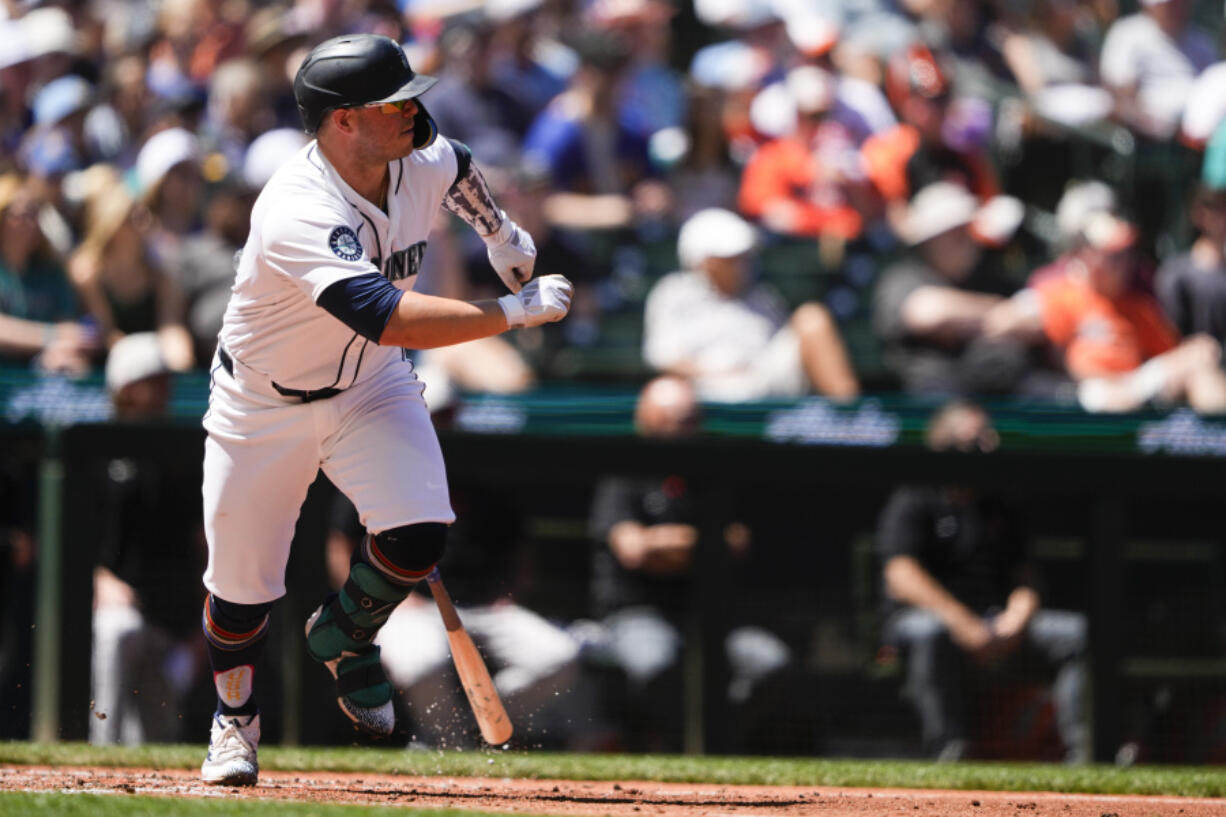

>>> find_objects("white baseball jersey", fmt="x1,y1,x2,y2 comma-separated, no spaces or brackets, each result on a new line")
218,138,459,390
203,137,461,604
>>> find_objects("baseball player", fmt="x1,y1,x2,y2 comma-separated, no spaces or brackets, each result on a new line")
198,34,572,786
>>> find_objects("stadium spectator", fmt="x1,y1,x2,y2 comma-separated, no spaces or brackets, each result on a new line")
84,54,155,168
988,206,1226,412
240,6,309,131
876,400,1090,763
587,0,686,142
739,65,867,242
1155,183,1226,348
777,12,896,146
873,182,1048,397
67,179,195,371
484,0,571,123
200,58,274,177
997,0,1114,204
171,178,256,366
662,83,740,222
1155,135,1226,347
1000,0,1101,97
90,332,207,744
581,374,792,751
426,19,536,170
862,43,999,238
522,32,658,231
17,75,97,181
643,207,859,402
1025,213,1226,413
1099,0,1217,141
921,0,1020,97
0,173,95,373
134,127,206,262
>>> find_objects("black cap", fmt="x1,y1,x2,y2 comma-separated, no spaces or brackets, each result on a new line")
294,34,438,134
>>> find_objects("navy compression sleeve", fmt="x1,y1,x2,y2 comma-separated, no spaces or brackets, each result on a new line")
317,272,405,342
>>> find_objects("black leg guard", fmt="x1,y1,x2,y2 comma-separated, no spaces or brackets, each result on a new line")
360,521,448,584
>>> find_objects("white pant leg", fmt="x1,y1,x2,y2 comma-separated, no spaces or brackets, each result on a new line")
90,605,143,745
201,427,323,603
321,361,455,534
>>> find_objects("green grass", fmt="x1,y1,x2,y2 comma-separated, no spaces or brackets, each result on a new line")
2,742,1226,798
0,793,533,817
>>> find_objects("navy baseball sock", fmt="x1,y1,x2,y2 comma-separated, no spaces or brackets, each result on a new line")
203,594,273,717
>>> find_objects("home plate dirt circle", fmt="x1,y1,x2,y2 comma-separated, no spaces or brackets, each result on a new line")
2,766,1224,816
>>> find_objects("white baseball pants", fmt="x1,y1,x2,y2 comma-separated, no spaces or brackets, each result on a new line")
202,354,455,604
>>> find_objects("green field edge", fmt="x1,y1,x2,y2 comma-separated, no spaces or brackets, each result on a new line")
0,792,544,817
2,743,1225,798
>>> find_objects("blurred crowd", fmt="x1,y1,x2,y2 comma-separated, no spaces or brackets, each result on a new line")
4,0,1226,412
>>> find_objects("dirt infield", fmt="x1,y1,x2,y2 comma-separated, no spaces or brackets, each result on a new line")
3,766,1225,816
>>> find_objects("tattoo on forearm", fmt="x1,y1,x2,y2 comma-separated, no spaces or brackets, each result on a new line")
443,164,502,236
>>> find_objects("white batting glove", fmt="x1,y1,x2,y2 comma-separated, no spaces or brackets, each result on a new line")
484,210,536,293
497,275,573,329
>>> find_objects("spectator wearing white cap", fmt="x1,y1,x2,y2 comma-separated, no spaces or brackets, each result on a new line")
16,75,98,182
642,207,859,402
873,182,1052,397
134,126,205,264
106,331,173,419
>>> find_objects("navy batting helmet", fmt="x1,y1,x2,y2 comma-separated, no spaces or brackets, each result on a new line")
293,34,438,147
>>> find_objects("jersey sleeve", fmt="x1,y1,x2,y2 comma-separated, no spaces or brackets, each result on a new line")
259,196,382,302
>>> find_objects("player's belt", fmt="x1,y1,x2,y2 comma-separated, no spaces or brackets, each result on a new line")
217,347,343,403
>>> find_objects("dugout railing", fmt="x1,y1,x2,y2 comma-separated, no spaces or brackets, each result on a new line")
16,414,1226,762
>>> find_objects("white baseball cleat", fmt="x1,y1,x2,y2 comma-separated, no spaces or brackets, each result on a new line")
201,713,260,786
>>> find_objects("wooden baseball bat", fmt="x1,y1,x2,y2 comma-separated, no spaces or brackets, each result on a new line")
425,567,513,745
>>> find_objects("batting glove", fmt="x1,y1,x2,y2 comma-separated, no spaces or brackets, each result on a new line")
484,210,536,293
498,275,573,329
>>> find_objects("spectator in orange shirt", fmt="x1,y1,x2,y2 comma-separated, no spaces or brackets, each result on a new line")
738,66,866,242
862,44,999,238
989,212,1226,413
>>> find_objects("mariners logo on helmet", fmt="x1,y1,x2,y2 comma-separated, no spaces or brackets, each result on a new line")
329,226,363,261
